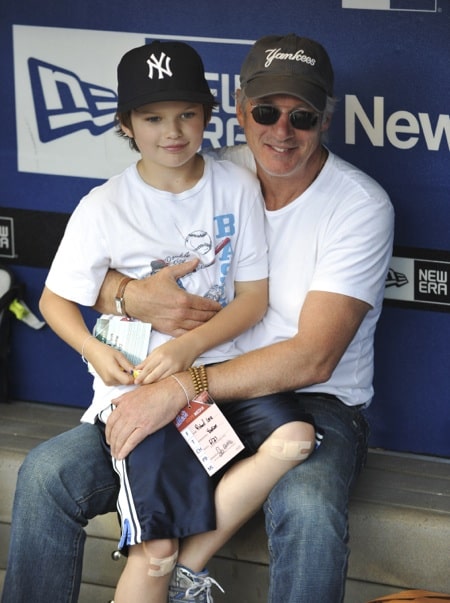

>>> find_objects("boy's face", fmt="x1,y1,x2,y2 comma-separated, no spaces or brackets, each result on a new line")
121,100,205,171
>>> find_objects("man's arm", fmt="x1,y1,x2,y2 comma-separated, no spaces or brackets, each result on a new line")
94,260,222,337
207,290,370,400
106,290,370,459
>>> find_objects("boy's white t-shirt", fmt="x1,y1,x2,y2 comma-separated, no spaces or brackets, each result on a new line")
46,154,268,423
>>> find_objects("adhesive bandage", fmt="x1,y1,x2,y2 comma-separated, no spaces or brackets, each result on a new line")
269,438,314,462
145,548,178,577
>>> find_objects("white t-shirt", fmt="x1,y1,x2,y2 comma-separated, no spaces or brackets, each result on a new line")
212,145,395,407
46,154,268,423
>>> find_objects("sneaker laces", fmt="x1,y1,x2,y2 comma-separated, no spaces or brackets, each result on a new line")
185,575,225,603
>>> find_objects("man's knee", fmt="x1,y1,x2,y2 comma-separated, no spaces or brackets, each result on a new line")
17,442,55,493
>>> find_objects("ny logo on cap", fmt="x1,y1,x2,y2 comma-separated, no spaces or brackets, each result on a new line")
147,52,173,80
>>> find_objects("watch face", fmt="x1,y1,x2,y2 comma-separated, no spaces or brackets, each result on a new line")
115,298,123,315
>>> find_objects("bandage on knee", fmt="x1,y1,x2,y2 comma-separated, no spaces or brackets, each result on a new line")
145,549,178,577
269,438,314,461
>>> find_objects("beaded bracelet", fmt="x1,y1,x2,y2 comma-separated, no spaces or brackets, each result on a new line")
188,365,208,396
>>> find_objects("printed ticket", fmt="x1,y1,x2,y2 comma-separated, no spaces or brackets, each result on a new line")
93,315,152,365
174,392,245,476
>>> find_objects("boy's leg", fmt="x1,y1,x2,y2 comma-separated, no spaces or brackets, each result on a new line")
113,421,217,603
1,423,118,603
177,419,315,571
114,539,178,603
264,395,369,603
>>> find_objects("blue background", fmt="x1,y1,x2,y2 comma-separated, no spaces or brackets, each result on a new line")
1,0,449,456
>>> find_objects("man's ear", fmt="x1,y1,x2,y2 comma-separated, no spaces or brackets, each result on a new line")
320,113,332,133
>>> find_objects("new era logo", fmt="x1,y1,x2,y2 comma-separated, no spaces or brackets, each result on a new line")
28,57,118,142
386,267,408,288
0,217,15,258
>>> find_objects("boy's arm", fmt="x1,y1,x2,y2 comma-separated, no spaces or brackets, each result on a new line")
134,278,268,384
39,286,134,386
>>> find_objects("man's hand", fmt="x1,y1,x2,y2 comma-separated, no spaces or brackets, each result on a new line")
105,377,186,459
95,259,221,337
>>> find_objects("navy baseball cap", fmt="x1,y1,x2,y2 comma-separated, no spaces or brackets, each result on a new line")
117,41,216,112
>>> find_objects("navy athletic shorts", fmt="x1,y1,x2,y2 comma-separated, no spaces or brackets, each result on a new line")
98,391,316,548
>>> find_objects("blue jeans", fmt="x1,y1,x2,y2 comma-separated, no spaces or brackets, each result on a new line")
1,423,118,603
1,396,368,603
264,395,369,603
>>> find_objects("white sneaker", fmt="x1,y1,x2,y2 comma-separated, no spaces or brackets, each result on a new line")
168,564,224,602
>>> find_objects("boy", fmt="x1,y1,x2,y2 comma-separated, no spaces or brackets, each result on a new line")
39,41,317,603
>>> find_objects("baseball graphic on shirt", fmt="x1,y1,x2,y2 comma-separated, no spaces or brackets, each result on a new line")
185,230,213,257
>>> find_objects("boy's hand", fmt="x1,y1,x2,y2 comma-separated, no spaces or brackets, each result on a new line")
84,338,134,386
134,337,196,384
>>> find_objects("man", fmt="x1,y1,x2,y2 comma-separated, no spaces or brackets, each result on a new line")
2,34,394,603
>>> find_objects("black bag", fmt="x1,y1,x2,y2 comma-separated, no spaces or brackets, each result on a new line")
0,265,24,403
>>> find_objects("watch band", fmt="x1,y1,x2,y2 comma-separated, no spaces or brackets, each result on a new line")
114,276,134,317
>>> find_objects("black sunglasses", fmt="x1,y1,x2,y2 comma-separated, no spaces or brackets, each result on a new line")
250,104,320,130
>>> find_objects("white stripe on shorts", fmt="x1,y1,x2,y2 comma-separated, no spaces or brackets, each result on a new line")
112,456,142,548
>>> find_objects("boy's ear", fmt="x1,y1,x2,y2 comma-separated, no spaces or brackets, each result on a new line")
120,121,134,139
203,105,212,128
